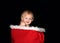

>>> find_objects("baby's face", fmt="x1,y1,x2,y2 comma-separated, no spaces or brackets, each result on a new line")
22,14,33,25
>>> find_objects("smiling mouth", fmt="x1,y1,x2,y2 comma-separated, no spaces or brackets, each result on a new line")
27,22,29,23
26,22,29,23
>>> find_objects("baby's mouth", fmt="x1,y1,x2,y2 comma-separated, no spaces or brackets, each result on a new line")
26,22,29,23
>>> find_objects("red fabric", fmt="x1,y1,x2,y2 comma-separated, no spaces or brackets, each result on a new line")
11,29,44,43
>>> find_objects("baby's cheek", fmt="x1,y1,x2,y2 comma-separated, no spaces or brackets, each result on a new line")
29,21,32,24
31,20,33,22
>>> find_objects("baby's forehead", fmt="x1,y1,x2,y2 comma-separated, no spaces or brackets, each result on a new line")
22,12,33,17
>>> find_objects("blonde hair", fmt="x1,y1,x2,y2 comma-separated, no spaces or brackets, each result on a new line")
21,10,34,20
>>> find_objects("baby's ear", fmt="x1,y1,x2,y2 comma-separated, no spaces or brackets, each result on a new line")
21,16,24,20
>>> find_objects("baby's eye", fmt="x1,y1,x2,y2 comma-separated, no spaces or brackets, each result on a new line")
29,18,32,20
25,18,28,19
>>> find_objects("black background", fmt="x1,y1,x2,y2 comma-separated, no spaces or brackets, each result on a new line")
0,0,49,43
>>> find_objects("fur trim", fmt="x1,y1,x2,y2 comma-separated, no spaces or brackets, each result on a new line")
10,25,45,32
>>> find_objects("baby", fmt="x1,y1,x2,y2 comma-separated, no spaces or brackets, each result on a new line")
10,10,45,43
19,10,34,27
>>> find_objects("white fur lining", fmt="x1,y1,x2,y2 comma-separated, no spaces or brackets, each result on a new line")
10,25,45,32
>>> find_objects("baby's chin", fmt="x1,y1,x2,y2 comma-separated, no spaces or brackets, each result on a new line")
25,23,30,25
